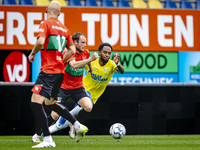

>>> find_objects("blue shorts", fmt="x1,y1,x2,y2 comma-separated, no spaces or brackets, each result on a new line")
32,72,64,100
57,87,90,105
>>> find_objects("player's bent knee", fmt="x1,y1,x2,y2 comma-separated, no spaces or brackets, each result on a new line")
84,105,93,112
51,112,59,120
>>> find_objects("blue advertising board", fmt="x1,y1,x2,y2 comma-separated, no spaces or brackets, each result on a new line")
110,73,178,84
179,52,200,83
32,52,41,82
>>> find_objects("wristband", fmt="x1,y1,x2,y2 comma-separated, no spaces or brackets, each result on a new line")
117,63,120,67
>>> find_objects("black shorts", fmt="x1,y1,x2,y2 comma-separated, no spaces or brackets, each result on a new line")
32,72,64,100
57,87,89,105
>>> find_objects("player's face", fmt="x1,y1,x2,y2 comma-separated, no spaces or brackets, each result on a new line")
99,46,112,63
75,35,86,52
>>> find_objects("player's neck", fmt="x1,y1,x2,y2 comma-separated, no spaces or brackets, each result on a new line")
99,59,107,66
76,48,83,55
47,14,58,20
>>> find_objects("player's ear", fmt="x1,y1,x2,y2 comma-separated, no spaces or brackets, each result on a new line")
46,8,48,13
74,40,78,45
58,12,60,16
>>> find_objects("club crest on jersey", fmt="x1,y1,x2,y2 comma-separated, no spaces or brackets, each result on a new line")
104,68,108,75
83,56,86,60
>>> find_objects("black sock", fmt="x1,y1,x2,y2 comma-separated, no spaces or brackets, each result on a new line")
47,115,56,126
31,102,50,136
47,103,76,124
36,127,42,135
76,109,90,122
35,115,55,135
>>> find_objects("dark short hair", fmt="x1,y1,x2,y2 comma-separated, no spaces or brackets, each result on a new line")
98,43,113,51
72,32,86,42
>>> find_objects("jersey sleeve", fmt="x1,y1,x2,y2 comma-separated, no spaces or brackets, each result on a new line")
63,48,75,65
112,60,118,72
37,21,48,38
85,49,90,59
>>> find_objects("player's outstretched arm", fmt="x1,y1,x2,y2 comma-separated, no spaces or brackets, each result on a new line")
114,53,124,74
69,52,99,69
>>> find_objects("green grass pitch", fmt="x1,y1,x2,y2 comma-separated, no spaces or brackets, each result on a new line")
0,135,200,150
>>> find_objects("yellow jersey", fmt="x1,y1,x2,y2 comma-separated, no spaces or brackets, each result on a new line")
83,58,117,104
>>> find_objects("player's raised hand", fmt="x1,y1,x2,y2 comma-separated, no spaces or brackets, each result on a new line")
114,53,120,64
91,52,99,61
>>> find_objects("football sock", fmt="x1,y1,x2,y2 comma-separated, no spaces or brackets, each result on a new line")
76,109,90,122
35,111,56,135
70,104,83,116
31,102,50,136
47,103,76,125
35,128,42,136
57,116,70,129
49,117,69,134
56,105,82,127
49,124,59,134
48,104,86,134
47,115,56,126
73,121,81,131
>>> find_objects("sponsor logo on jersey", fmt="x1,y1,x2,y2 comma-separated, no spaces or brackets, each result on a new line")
91,73,108,81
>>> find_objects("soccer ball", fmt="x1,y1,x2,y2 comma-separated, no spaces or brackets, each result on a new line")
109,123,126,139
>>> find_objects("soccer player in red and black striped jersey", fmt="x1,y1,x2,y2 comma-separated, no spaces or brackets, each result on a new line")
28,1,88,148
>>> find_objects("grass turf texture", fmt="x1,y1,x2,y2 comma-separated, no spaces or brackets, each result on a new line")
0,135,200,149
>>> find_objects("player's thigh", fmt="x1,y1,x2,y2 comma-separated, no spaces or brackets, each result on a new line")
57,88,71,105
77,97,93,112
31,93,48,104
45,97,55,105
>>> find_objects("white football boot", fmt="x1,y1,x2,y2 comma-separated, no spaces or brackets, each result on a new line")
31,134,41,143
32,141,55,148
69,123,75,139
75,124,88,142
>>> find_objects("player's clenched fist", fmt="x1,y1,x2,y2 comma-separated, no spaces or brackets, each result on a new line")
28,53,35,63
91,52,99,61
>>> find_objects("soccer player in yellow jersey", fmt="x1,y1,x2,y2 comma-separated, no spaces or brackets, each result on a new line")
83,43,124,104
48,43,124,138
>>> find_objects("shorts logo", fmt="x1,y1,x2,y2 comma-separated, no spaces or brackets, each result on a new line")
3,51,30,82
57,97,62,103
35,86,39,91
31,85,43,94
